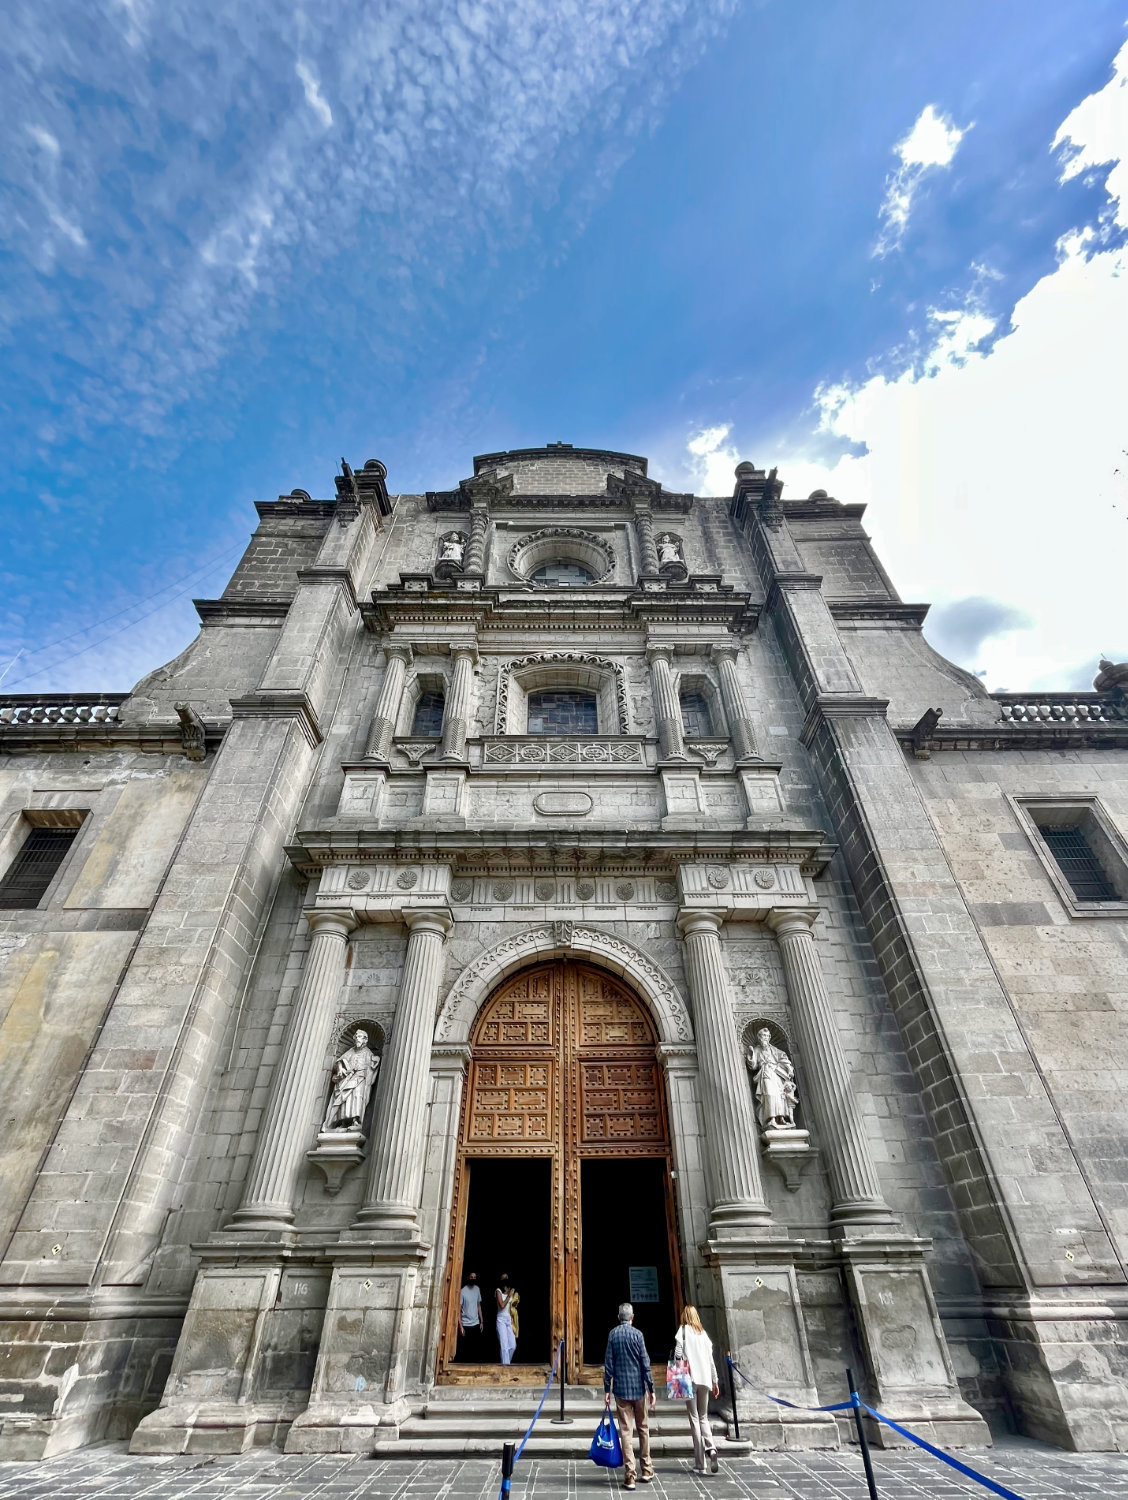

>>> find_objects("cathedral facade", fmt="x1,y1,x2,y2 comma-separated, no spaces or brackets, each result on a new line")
2,444,1127,1459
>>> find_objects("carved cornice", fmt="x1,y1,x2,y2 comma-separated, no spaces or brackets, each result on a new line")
194,597,292,625
829,601,930,626
229,690,323,747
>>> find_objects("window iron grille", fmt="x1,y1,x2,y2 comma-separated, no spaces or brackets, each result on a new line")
530,562,594,586
1038,824,1118,902
0,827,79,909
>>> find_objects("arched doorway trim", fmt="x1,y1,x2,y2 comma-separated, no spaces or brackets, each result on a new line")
433,924,693,1046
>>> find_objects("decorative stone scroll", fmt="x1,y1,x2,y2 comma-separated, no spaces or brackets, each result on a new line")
434,924,692,1044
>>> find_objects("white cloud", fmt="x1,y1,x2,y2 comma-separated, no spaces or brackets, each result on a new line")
296,61,333,129
875,104,969,256
0,0,737,436
1054,37,1128,230
686,423,741,493
747,43,1128,692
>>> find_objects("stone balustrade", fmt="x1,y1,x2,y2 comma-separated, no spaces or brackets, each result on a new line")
0,695,127,726
996,695,1127,724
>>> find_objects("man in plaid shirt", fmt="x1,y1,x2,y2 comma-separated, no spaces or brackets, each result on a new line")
603,1302,656,1488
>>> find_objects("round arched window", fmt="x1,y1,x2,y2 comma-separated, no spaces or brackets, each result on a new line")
530,561,595,586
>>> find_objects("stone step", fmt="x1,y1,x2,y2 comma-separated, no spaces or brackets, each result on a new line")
370,1394,748,1460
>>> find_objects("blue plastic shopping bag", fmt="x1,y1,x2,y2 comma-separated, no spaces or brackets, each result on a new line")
589,1412,624,1468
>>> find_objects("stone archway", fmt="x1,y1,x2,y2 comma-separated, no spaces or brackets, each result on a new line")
433,924,693,1047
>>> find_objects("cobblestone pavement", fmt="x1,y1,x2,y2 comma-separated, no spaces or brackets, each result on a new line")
3,1440,1128,1500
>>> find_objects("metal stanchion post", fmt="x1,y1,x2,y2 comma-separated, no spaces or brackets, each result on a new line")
551,1336,572,1424
846,1368,879,1500
725,1354,741,1442
501,1440,515,1499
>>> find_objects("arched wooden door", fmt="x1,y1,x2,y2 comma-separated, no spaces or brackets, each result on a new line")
438,961,681,1384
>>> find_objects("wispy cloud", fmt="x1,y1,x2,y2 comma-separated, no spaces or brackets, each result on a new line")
875,104,969,256
0,0,737,443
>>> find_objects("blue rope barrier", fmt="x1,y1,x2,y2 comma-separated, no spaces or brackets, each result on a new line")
497,1338,564,1499
728,1358,1028,1500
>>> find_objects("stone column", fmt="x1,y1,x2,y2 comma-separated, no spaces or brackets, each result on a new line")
633,502,660,575
465,501,489,573
712,643,758,761
440,645,477,761
676,909,772,1234
354,910,453,1236
230,908,357,1231
766,908,893,1226
365,643,413,760
648,645,688,761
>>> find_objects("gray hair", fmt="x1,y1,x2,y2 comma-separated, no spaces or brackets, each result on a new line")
618,1303,634,1322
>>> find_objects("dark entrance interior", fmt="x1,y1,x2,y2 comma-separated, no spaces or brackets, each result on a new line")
455,1158,552,1365
580,1159,676,1366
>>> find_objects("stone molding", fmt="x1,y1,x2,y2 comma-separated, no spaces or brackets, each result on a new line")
229,691,323,747
433,923,692,1043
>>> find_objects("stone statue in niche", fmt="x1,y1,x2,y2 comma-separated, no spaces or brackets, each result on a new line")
655,533,688,580
747,1026,799,1131
321,1029,380,1132
436,531,468,577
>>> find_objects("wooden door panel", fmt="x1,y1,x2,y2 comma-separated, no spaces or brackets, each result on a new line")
439,960,679,1385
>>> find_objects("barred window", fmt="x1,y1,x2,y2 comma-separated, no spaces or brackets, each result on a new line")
411,691,445,737
680,691,713,738
1036,823,1118,902
527,690,599,735
0,827,79,910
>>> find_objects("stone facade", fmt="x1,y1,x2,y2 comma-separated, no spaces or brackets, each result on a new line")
1,444,1126,1459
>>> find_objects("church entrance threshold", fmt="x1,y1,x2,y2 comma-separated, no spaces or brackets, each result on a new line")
437,962,681,1386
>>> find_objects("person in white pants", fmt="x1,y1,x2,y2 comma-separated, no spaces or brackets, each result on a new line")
674,1306,720,1475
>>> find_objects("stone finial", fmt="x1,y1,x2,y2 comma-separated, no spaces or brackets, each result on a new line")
1094,659,1128,695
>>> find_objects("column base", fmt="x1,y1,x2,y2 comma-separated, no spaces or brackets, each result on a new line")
130,1399,300,1456
707,1200,781,1240
707,1237,839,1450
225,1204,296,1233
839,1236,990,1448
284,1398,410,1454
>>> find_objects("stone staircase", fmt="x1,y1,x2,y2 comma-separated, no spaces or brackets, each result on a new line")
371,1387,750,1459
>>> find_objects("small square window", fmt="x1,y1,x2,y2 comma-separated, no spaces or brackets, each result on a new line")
1015,797,1128,916
0,826,80,910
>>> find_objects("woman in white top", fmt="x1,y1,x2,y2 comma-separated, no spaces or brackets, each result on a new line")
496,1273,517,1365
674,1305,720,1475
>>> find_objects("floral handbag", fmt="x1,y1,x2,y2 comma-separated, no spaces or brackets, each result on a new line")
666,1342,694,1401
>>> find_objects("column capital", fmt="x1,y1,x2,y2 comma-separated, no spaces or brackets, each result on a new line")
383,641,414,666
449,642,479,665
677,907,726,939
710,641,741,665
765,906,820,938
656,1041,698,1074
304,906,359,938
403,907,453,939
430,1042,472,1075
647,642,676,666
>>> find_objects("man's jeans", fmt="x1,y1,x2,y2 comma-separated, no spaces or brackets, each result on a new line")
615,1398,653,1482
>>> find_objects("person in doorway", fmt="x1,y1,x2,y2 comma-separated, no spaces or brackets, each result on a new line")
674,1305,720,1475
603,1302,656,1490
458,1271,483,1357
496,1273,517,1365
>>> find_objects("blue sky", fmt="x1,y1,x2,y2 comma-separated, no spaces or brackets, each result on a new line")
2,0,1126,694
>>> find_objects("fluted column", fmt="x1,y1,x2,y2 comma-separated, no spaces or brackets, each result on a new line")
465,502,489,574
766,908,892,1225
230,908,357,1230
365,643,413,760
677,909,772,1234
440,645,477,761
354,909,453,1236
711,643,758,761
633,502,660,575
648,645,688,761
